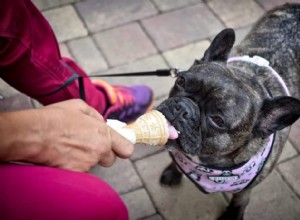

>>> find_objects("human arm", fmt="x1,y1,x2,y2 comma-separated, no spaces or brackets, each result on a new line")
0,99,134,172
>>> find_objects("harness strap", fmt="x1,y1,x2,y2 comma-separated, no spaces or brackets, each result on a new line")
228,55,290,96
171,131,276,194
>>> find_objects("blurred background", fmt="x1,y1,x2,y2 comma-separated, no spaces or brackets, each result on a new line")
1,0,300,219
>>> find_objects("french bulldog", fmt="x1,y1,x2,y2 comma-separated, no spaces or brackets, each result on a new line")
156,3,300,220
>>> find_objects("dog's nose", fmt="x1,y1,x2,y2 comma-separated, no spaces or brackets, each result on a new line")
172,98,198,121
173,102,187,118
174,104,181,112
156,97,200,123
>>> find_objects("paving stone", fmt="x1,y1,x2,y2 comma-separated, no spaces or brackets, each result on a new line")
278,140,298,163
0,79,20,98
163,40,210,70
210,25,253,46
232,26,253,46
278,156,300,197
93,23,157,67
208,0,265,29
0,80,36,111
121,188,156,220
245,170,300,220
141,214,163,220
142,4,224,51
68,37,108,74
43,5,87,42
209,25,253,47
89,158,142,194
59,43,73,59
76,0,158,33
257,0,300,10
92,55,176,99
131,144,164,161
135,151,227,220
289,119,300,152
0,93,33,112
153,96,169,107
30,99,43,109
32,0,78,11
152,0,202,12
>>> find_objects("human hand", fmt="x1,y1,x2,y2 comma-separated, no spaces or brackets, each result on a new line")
0,99,134,172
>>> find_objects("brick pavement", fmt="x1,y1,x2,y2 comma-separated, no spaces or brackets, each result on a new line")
1,0,300,219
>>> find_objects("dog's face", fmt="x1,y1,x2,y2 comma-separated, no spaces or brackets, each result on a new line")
158,62,261,157
157,29,300,159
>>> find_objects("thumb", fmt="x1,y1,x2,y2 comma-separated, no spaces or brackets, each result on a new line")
109,127,134,159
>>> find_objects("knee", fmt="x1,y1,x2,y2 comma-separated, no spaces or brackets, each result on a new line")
0,164,129,220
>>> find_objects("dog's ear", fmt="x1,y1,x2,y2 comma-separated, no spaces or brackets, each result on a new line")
199,28,235,63
252,96,300,138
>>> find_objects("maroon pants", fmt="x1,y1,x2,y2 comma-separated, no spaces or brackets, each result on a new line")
0,0,127,219
0,0,108,113
0,164,128,220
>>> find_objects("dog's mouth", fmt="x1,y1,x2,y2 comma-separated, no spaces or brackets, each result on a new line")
164,119,180,150
157,97,202,155
167,121,179,140
165,120,181,151
165,119,201,155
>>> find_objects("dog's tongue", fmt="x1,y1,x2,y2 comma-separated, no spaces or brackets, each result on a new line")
167,121,179,140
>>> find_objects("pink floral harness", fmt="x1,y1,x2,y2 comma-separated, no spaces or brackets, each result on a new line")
170,133,274,193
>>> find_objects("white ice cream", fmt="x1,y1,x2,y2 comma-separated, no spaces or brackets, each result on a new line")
106,119,136,144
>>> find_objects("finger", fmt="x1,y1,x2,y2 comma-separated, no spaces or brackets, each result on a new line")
109,127,134,159
79,102,104,122
98,150,117,167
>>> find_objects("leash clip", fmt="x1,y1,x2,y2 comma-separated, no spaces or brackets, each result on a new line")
170,68,182,78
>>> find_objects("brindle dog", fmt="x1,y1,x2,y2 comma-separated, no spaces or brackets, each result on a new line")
157,4,300,220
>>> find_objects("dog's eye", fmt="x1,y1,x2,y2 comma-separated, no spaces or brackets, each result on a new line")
209,116,225,128
176,77,185,87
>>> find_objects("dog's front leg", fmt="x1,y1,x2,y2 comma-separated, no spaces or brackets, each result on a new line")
218,189,251,220
160,159,183,186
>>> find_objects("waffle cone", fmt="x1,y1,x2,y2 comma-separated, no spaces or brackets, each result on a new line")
125,110,168,146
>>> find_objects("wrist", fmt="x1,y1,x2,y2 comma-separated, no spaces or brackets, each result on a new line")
0,109,44,162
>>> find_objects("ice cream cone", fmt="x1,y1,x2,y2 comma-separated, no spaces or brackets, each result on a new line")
125,110,169,146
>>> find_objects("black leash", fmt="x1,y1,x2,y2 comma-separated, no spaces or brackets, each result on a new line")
40,62,181,102
90,68,180,78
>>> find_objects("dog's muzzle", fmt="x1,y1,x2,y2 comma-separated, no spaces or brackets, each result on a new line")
157,97,200,124
157,97,201,154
